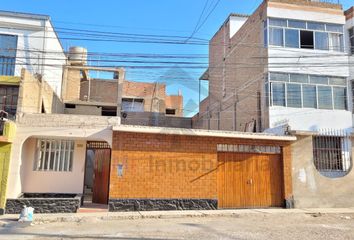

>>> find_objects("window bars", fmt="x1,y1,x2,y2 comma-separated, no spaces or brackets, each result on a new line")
34,139,75,172
313,129,351,177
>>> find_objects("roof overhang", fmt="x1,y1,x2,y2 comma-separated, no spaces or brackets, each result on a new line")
0,10,49,20
0,76,21,86
199,68,209,81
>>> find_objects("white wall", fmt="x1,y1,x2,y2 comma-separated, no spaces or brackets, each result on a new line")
267,6,345,24
21,138,86,194
7,114,115,198
0,14,66,96
269,107,353,132
229,16,248,38
268,48,349,77
266,6,352,132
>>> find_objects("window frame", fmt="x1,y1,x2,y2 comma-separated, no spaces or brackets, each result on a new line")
267,72,347,110
313,132,352,178
0,34,18,76
266,18,345,52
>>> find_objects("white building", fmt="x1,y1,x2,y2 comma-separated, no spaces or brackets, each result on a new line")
345,7,354,123
195,0,353,134
0,10,66,96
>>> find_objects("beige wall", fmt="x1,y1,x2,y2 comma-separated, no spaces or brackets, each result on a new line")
17,69,64,114
292,134,354,208
121,112,192,129
21,138,86,194
7,113,116,198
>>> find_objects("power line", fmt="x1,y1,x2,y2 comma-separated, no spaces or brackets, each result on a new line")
185,0,211,43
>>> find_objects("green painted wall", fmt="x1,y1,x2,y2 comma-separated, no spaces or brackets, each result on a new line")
0,143,12,211
0,121,16,213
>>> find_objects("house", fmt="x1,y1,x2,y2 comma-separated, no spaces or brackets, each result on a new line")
346,7,354,116
0,10,65,100
193,0,354,208
194,0,351,133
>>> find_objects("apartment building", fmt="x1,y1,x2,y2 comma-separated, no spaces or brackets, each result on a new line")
194,0,354,208
346,7,354,118
0,10,65,100
195,0,351,133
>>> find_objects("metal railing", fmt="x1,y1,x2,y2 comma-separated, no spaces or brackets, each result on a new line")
309,0,340,4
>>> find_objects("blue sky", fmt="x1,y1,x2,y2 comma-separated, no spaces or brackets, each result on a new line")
2,0,353,116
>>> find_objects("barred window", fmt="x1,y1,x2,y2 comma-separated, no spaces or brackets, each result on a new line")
34,139,75,172
313,131,351,178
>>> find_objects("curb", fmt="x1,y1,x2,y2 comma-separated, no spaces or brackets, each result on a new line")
1,208,354,226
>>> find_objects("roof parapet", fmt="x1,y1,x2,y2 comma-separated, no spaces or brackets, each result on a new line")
266,0,342,10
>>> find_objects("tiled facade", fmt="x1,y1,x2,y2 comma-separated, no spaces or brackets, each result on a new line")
109,131,293,209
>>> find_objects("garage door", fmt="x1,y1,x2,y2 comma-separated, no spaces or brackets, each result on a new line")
217,152,284,208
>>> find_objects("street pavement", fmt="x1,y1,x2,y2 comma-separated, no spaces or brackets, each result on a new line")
1,208,354,239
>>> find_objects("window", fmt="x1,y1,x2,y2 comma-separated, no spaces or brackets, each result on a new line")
265,18,344,52
271,83,285,106
122,98,144,112
0,85,19,117
268,72,347,110
290,73,308,83
165,109,176,115
269,72,288,82
34,139,74,172
313,132,351,178
285,29,299,48
288,20,306,29
269,28,283,46
329,33,343,52
300,31,314,49
317,86,333,109
310,75,328,85
315,32,329,50
0,34,18,76
307,22,325,31
303,85,317,108
326,24,343,33
333,87,346,110
287,84,302,108
269,18,287,27
329,77,346,86
349,27,354,54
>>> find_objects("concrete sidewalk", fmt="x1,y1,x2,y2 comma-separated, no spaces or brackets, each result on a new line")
1,208,354,226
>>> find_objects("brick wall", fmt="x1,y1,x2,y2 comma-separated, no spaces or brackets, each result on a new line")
165,95,183,117
196,2,268,132
80,79,118,103
110,131,292,204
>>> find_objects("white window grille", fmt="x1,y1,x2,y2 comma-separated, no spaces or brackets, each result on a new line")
313,129,352,178
34,139,75,172
217,144,281,154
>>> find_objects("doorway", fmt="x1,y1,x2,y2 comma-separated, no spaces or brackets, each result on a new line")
217,152,284,208
83,141,111,207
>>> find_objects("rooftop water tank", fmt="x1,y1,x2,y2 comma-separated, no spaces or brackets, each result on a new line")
68,46,87,65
